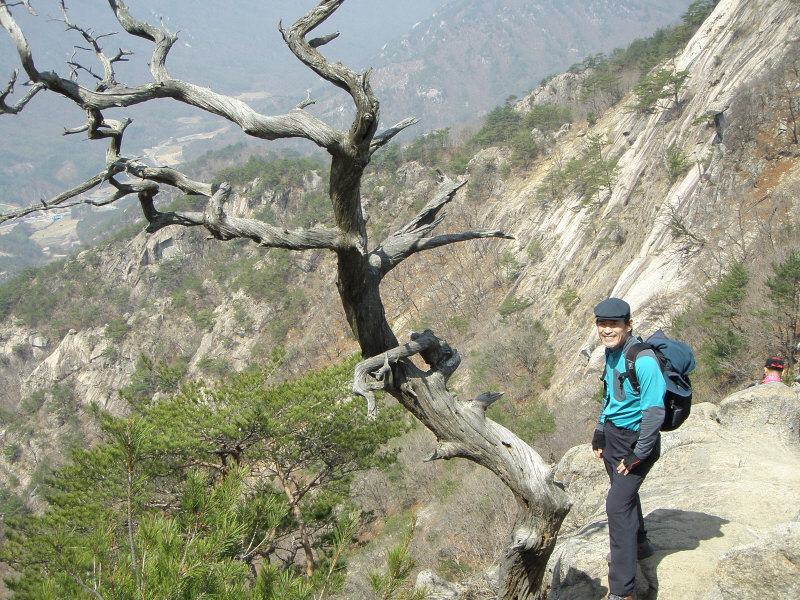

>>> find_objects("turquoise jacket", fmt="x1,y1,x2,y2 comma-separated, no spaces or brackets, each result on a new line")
599,335,667,459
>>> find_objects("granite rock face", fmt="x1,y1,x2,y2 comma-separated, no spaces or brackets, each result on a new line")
705,522,800,600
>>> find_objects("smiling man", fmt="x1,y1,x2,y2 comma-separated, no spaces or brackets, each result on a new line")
591,297,666,600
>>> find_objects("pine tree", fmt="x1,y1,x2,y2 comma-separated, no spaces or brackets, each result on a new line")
766,249,800,373
2,356,406,598
630,67,690,114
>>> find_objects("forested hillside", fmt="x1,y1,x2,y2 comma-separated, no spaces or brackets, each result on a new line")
1,0,799,598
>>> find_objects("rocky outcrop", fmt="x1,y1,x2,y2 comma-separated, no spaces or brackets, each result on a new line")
707,522,800,600
514,71,590,114
415,569,464,599
544,384,800,599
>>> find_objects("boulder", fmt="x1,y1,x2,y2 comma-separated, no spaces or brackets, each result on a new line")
415,569,463,599
703,522,800,600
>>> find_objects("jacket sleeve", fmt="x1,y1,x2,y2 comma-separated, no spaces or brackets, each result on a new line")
632,353,666,460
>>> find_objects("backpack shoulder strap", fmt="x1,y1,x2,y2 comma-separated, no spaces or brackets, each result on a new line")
623,341,652,395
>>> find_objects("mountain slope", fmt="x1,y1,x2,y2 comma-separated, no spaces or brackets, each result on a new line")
365,0,694,129
1,0,800,594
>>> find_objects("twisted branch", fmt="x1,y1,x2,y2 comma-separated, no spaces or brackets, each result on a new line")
370,173,515,275
0,69,44,114
352,330,460,417
370,117,420,155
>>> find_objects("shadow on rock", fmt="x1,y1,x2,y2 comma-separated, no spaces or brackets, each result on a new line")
637,509,729,599
543,510,728,600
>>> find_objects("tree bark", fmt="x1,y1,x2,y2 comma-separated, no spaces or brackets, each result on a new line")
354,332,572,599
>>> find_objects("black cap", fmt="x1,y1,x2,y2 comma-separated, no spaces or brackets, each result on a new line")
765,356,784,370
594,297,631,321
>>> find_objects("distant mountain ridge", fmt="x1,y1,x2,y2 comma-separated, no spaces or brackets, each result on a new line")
362,0,694,129
0,0,691,210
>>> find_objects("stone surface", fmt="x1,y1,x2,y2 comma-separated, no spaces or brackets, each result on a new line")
704,522,800,600
415,569,463,599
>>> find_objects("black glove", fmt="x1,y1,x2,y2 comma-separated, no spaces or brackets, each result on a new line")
623,452,643,472
591,430,605,451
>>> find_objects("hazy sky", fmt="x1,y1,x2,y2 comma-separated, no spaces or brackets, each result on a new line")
0,0,451,92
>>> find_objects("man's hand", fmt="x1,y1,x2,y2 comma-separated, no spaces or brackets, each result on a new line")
591,430,605,458
617,453,642,475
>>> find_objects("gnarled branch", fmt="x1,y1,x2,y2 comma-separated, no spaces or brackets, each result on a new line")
58,0,129,90
1,0,343,148
369,174,514,275
370,117,419,155
0,69,44,114
281,0,378,147
353,330,571,599
141,183,351,254
0,171,112,225
115,158,213,197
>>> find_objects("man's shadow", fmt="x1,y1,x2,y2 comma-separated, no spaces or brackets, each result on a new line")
635,509,728,600
549,509,728,600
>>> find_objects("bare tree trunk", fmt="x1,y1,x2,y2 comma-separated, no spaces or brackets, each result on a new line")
274,467,316,577
354,332,572,599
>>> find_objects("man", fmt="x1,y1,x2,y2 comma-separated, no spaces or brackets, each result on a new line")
591,297,666,600
762,356,784,384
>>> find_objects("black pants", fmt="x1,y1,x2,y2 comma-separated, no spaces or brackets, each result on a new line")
602,421,660,597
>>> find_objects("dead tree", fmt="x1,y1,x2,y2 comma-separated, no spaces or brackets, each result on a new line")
0,1,571,597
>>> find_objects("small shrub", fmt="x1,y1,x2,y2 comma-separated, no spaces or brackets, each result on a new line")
537,135,618,206
437,558,473,580
498,294,533,317
447,314,471,335
558,287,580,314
666,142,692,183
0,485,25,519
499,251,521,279
193,309,216,331
410,314,434,332
3,444,22,463
20,390,46,415
527,239,544,263
197,356,229,378
432,478,459,501
104,316,130,342
487,399,556,442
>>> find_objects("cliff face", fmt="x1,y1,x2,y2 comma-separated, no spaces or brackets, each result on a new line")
505,0,800,329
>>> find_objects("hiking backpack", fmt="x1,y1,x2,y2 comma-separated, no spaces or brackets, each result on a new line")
623,329,696,432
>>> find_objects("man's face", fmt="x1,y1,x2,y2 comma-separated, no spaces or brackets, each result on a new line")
596,318,632,351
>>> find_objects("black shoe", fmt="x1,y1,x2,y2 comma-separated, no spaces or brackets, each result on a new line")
637,539,654,560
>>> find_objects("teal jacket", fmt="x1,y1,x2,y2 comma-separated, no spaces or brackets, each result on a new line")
598,335,666,460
